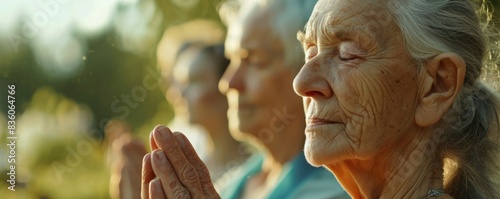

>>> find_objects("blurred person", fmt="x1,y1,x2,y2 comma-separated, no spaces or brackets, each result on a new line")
141,0,349,198
167,42,249,180
292,0,500,198
108,24,248,198
106,119,147,199
156,20,227,160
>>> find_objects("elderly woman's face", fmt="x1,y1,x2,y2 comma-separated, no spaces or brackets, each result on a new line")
294,0,422,166
221,3,304,142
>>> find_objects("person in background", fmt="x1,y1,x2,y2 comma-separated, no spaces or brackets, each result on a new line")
106,119,147,199
141,0,349,198
156,20,228,160
166,42,249,180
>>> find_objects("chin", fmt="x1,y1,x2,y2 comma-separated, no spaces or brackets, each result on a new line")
229,123,254,139
234,114,259,132
304,142,331,167
304,134,349,167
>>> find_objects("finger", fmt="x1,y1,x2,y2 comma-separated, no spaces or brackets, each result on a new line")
142,154,155,199
174,133,220,198
151,149,193,199
152,126,205,197
149,127,160,151
149,178,167,199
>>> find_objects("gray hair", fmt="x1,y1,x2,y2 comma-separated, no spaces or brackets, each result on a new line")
389,0,500,198
219,0,317,69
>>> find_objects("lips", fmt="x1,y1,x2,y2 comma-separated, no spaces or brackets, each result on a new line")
305,117,344,134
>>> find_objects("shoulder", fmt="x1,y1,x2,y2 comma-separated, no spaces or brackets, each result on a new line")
214,153,263,195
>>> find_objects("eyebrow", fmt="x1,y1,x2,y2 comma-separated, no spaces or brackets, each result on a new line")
298,21,375,50
297,30,311,45
297,21,316,46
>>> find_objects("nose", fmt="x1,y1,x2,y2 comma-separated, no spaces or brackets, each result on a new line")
219,62,245,95
293,59,332,99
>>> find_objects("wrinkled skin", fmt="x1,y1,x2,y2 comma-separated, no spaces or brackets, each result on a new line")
293,0,464,198
142,126,220,199
294,0,419,168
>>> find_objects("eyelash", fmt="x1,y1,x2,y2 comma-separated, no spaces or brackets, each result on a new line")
339,52,357,61
305,45,357,62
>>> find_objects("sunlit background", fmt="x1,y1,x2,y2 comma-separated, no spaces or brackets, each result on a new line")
0,0,225,198
0,0,499,198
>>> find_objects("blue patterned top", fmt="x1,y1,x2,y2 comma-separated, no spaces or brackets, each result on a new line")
217,152,349,199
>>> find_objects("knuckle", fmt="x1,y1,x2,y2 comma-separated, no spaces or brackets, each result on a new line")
195,164,211,180
173,188,191,199
180,166,199,184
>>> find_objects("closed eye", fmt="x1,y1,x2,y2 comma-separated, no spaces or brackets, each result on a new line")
338,42,364,62
339,52,357,61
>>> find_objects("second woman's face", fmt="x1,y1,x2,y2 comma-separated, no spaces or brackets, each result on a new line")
173,49,227,126
293,0,424,166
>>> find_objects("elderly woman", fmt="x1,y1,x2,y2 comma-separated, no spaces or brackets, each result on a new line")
294,0,500,198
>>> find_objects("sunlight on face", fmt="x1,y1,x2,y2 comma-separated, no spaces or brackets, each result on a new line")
293,0,422,166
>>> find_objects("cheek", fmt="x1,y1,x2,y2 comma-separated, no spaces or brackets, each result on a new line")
340,65,416,118
333,65,419,154
245,67,281,103
337,74,384,152
192,87,219,105
183,86,204,106
334,68,380,124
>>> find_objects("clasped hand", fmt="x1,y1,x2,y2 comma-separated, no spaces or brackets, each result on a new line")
141,125,220,199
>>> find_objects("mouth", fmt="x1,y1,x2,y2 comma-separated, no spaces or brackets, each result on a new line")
305,117,343,133
233,102,255,117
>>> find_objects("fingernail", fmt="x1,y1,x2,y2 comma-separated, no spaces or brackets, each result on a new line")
154,150,166,163
175,133,185,147
151,178,162,191
158,126,171,140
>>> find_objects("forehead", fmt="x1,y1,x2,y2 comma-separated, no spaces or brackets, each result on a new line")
225,1,282,55
312,0,389,17
306,0,396,45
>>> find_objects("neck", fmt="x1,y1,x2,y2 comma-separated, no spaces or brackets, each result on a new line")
327,129,446,199
202,121,249,180
258,116,306,182
204,122,245,162
241,109,306,197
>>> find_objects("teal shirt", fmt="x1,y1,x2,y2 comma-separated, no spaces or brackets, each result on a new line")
217,152,349,199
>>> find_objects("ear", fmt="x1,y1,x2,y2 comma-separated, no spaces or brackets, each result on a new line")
415,53,466,127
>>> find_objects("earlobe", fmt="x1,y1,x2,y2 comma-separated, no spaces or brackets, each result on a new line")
415,53,466,127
